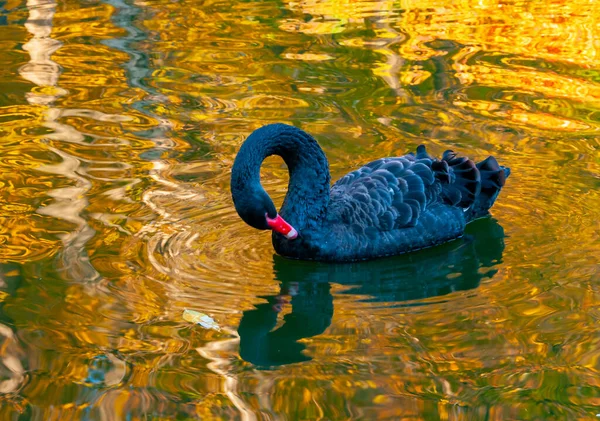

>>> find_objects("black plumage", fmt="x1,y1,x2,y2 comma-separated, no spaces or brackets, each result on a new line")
231,124,509,262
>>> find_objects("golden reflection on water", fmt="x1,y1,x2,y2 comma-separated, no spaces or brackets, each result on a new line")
0,0,599,418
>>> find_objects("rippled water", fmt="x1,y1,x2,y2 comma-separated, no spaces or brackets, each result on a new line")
0,0,599,419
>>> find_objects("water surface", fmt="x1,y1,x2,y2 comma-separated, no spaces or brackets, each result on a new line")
0,0,599,419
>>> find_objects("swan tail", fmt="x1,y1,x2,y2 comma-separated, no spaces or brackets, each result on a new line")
431,150,481,208
466,156,509,220
428,149,509,219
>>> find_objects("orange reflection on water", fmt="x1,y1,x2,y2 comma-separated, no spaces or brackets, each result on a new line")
400,0,600,67
0,0,599,419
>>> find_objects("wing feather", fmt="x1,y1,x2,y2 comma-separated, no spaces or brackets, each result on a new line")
329,145,484,232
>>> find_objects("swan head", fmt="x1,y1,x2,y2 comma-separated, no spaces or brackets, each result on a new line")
232,188,298,239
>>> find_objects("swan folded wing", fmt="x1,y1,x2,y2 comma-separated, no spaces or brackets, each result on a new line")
330,146,484,233
330,156,433,233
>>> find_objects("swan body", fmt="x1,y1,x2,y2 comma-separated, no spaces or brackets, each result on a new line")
231,124,509,262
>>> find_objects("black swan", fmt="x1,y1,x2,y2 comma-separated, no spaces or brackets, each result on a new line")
231,124,509,262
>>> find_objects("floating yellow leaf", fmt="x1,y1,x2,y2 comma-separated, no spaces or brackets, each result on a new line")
182,309,220,331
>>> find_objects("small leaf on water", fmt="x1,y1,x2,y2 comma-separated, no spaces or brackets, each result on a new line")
183,309,220,331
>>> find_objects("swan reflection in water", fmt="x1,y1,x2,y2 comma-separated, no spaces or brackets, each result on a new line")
238,217,506,367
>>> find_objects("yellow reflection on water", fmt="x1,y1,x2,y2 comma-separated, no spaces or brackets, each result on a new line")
401,0,600,66
0,0,599,418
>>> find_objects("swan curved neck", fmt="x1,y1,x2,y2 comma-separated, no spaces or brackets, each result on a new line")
231,124,330,228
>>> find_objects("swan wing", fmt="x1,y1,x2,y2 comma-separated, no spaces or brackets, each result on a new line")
329,146,483,233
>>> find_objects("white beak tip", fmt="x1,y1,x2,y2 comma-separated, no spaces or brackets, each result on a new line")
286,228,298,240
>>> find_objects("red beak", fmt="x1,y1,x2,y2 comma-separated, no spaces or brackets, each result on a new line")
266,214,298,239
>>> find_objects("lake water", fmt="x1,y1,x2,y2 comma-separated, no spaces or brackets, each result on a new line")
1,0,599,419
